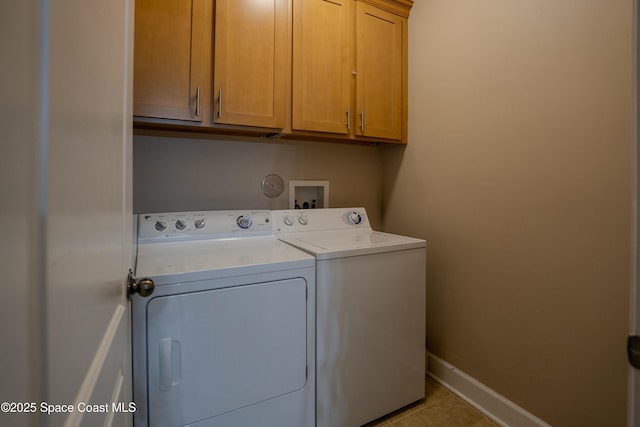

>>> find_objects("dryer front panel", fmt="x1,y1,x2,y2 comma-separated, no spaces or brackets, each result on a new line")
145,278,308,427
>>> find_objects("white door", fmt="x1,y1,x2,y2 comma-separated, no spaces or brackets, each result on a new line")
632,252,640,427
0,1,134,426
633,2,640,426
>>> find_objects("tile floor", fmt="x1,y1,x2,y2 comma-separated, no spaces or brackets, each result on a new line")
364,376,501,427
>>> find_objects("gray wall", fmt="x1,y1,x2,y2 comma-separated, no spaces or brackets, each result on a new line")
382,1,633,426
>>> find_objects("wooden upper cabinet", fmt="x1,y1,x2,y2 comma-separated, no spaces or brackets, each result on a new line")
355,2,404,140
132,0,412,142
213,0,288,129
292,0,352,134
133,0,210,122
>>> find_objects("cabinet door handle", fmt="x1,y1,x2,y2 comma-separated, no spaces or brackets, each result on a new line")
195,86,200,117
347,106,351,131
218,89,222,118
360,108,365,133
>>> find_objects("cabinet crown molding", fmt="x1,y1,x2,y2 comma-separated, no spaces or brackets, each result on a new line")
357,0,413,18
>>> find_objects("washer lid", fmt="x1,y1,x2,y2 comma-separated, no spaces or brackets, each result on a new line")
136,236,315,285
278,229,425,260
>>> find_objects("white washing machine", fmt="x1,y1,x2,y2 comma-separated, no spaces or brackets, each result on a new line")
273,208,426,427
131,210,315,427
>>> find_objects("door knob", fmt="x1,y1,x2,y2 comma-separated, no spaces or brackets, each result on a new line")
127,270,155,298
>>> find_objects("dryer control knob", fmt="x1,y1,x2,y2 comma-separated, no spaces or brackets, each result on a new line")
298,215,308,225
283,215,294,226
194,218,206,229
347,211,363,225
175,219,187,230
154,220,168,232
237,215,253,229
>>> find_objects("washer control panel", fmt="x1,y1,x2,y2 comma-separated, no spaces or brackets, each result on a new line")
273,208,369,233
138,210,273,242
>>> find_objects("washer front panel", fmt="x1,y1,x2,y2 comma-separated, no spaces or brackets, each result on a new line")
315,249,426,427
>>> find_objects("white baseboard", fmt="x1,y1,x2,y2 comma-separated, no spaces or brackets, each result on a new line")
427,353,552,427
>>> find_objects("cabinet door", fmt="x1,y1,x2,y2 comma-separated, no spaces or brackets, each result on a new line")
355,2,403,140
214,0,287,129
133,0,209,121
292,0,352,134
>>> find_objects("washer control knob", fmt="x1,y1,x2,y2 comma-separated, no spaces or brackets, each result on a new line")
346,211,363,225
237,215,253,229
175,219,187,231
283,215,294,226
154,220,168,232
194,218,206,229
298,215,308,225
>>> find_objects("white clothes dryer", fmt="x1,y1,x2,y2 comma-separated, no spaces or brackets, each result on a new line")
131,210,315,427
273,208,426,427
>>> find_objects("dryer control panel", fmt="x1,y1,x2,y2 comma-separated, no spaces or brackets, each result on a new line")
138,210,274,243
273,208,370,233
